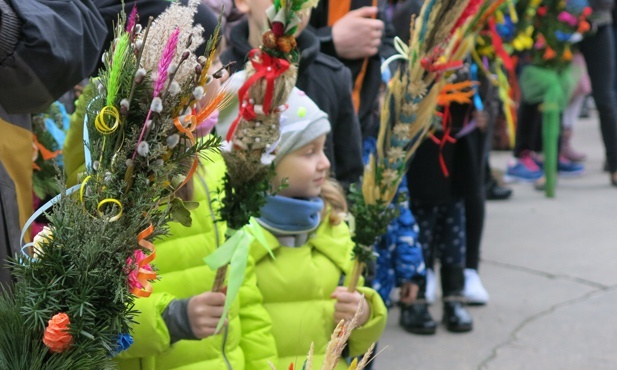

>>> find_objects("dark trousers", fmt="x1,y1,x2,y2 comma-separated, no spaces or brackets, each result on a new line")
580,25,617,172
513,102,543,157
411,200,467,270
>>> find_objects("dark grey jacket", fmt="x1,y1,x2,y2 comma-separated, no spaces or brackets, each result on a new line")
0,0,106,286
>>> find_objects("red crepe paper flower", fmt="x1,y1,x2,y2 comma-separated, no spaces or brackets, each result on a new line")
537,6,547,16
43,312,73,353
272,21,285,37
127,249,153,290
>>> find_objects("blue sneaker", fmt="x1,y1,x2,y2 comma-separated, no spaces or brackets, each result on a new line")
531,155,585,178
505,155,543,182
557,156,585,177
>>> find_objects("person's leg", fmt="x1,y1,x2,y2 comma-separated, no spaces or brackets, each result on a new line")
508,102,544,182
580,25,617,180
513,102,542,157
438,200,473,333
400,202,437,335
561,94,588,162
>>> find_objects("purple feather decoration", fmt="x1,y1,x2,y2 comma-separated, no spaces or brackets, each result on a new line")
132,27,180,160
126,5,138,33
153,27,180,98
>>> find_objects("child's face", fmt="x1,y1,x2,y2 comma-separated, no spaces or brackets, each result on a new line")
273,134,330,199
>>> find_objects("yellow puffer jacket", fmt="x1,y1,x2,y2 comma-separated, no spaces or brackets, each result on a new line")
63,89,277,370
250,214,388,370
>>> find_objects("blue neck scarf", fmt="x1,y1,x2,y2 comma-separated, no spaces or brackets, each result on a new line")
257,195,323,235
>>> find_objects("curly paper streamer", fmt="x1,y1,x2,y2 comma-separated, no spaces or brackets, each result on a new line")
130,224,157,298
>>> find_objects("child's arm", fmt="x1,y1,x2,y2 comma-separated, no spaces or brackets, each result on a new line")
238,255,278,370
115,292,177,357
348,285,388,357
393,177,426,300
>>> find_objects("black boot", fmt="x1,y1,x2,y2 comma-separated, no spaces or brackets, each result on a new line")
485,175,513,201
441,266,473,333
399,280,437,335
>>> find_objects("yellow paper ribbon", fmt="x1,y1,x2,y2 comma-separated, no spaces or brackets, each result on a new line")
79,174,123,222
94,105,120,134
381,36,410,74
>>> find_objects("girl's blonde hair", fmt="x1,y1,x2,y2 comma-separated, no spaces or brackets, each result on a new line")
320,178,347,225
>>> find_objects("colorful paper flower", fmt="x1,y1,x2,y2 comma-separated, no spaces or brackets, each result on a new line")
111,333,134,356
127,249,153,290
43,312,73,353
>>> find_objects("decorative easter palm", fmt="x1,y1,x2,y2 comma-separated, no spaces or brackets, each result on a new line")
347,0,500,291
0,2,226,368
514,0,591,197
204,0,319,332
472,0,520,149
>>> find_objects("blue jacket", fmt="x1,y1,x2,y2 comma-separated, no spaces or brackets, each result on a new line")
363,138,425,307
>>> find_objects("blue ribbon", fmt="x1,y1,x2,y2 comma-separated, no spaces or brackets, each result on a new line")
20,185,80,259
471,63,484,112
83,100,97,172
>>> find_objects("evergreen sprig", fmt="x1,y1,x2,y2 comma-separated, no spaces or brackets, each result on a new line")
218,153,275,231
348,185,398,262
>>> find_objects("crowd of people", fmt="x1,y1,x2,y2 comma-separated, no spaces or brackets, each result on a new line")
1,0,615,369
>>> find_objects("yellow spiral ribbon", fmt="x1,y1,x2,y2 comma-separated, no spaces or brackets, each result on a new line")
79,175,123,222
94,105,120,134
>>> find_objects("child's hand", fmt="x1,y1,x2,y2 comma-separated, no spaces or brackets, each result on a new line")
187,291,227,338
399,282,419,305
331,286,371,326
473,110,489,131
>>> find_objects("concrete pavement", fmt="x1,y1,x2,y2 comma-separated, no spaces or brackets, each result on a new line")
374,112,617,370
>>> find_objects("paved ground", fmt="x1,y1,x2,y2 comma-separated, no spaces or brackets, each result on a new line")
374,112,617,370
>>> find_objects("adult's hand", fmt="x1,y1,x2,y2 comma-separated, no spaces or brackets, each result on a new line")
332,7,384,60
187,291,227,338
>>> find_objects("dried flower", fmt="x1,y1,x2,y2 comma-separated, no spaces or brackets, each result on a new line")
380,168,399,187
43,313,73,353
140,0,204,86
387,147,406,163
151,97,163,112
192,86,204,100
168,81,181,96
32,226,53,258
137,141,150,157
135,68,147,83
166,134,180,148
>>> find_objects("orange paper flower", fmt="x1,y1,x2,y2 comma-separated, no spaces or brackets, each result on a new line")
43,312,73,353
543,46,556,60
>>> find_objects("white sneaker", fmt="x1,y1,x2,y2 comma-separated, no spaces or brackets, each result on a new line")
425,268,436,304
464,268,489,305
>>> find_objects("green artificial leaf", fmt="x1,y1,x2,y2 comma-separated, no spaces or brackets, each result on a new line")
170,197,192,227
183,201,200,210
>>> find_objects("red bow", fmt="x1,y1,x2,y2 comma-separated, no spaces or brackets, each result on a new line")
227,50,290,141
429,105,457,177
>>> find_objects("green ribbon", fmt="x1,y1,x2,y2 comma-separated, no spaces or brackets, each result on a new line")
203,219,273,333
520,66,575,198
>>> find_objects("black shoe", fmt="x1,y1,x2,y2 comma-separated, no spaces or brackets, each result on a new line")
399,301,437,335
485,178,513,200
442,299,473,333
